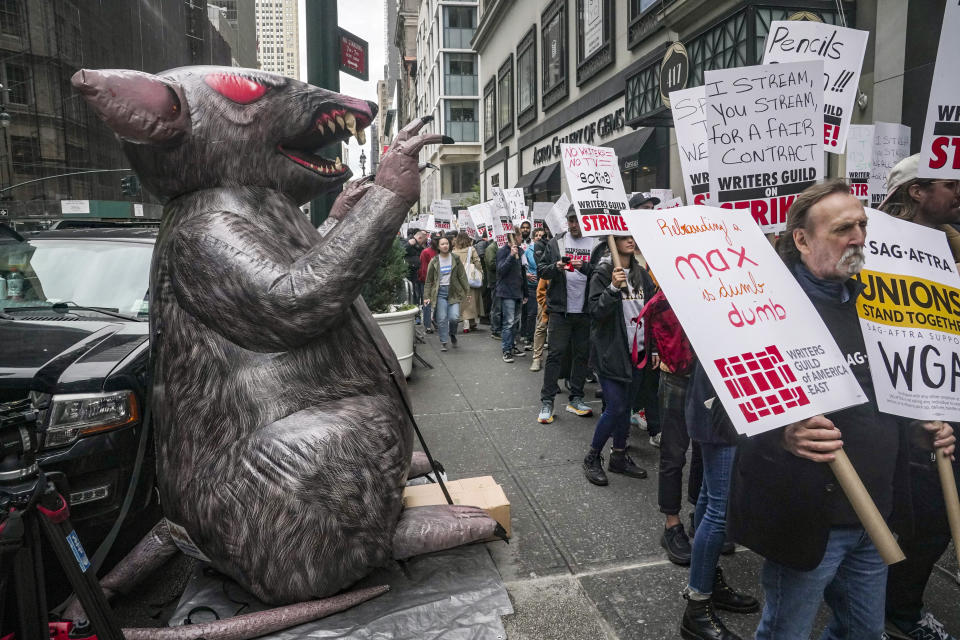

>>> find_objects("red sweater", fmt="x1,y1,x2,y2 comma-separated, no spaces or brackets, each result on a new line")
418,247,436,282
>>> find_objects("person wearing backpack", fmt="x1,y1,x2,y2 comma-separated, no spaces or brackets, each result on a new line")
582,236,658,485
452,232,484,332
640,289,704,567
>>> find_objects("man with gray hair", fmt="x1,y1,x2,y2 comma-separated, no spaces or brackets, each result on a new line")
728,179,955,640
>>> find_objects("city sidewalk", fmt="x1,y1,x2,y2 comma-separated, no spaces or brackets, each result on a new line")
408,326,960,639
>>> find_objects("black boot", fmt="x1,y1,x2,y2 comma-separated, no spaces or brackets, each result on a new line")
680,595,743,640
608,449,647,478
583,449,609,486
711,567,759,614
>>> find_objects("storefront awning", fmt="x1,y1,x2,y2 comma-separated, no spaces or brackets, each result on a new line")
608,127,655,171
513,166,544,191
531,162,560,194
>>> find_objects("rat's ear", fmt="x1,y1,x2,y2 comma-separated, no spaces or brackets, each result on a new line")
72,69,190,145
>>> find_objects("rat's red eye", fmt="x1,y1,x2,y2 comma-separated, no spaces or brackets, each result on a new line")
204,74,268,104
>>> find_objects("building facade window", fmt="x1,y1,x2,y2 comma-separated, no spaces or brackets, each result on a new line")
516,27,537,129
443,162,480,194
624,62,659,124
497,55,513,141
445,99,478,142
483,77,496,151
3,63,30,105
0,0,22,37
541,0,567,111
444,52,477,96
627,0,674,48
10,135,41,176
576,0,613,86
686,9,748,88
443,5,476,49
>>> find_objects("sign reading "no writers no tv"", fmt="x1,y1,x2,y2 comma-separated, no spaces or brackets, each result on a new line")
624,206,866,436
560,143,631,237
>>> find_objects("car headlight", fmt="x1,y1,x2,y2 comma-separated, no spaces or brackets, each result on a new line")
44,390,139,449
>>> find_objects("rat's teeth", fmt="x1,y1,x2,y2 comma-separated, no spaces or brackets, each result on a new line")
334,156,343,171
344,113,357,135
316,119,324,131
336,115,345,130
327,120,336,134
355,128,366,145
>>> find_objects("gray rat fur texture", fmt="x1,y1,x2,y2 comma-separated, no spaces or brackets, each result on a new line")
73,66,495,606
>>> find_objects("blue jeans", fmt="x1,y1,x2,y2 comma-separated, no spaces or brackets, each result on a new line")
501,298,520,354
756,527,887,640
435,285,459,344
590,370,641,451
688,442,737,594
422,301,432,331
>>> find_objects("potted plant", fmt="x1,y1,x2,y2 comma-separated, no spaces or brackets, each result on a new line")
363,238,418,378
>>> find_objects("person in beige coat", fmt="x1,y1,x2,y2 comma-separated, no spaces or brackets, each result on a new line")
453,231,484,332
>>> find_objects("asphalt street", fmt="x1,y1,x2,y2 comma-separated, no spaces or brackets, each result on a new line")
110,322,960,638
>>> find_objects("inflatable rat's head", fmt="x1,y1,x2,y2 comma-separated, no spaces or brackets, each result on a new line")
72,66,376,204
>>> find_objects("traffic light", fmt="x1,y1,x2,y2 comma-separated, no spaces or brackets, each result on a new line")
120,175,140,197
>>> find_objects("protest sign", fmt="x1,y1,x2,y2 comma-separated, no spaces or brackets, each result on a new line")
624,205,866,436
467,203,491,239
671,86,712,206
856,208,960,420
654,197,684,210
431,199,454,231
399,223,408,238
490,188,515,248
869,122,911,208
502,188,526,218
544,194,570,236
532,202,551,230
705,61,824,233
846,124,873,204
919,1,960,177
651,189,674,203
762,21,868,153
560,143,631,236
461,209,479,240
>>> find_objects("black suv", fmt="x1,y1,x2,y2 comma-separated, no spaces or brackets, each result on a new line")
0,225,157,554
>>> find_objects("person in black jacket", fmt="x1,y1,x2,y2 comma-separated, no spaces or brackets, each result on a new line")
405,230,426,304
536,209,598,423
496,230,528,363
728,180,956,640
583,236,658,485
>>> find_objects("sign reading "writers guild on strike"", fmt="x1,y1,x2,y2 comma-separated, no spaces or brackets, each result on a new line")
919,0,960,177
560,143,631,237
670,85,711,206
705,60,824,234
624,206,866,436
856,209,960,420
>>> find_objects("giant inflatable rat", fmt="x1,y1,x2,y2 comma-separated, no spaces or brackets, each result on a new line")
71,66,500,608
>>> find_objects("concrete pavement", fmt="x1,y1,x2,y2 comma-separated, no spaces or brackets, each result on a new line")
407,325,960,639
110,322,960,638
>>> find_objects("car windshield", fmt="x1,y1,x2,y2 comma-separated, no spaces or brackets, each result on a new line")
0,238,152,317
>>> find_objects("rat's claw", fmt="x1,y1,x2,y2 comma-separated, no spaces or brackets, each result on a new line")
395,115,434,142
419,162,438,173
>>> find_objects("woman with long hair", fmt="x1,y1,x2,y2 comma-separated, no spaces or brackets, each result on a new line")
424,235,469,352
582,236,658,485
452,231,483,332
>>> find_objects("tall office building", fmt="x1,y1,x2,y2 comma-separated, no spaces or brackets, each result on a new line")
255,0,299,79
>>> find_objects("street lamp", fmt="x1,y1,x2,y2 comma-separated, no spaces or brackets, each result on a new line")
359,149,367,177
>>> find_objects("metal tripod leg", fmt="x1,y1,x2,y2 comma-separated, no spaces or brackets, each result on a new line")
35,486,124,640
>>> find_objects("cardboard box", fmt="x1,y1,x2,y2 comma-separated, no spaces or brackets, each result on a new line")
402,475,511,539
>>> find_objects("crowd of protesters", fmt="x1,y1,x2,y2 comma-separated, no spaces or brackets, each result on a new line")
401,158,960,640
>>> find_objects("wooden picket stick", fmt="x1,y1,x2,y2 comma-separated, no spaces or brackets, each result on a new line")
607,235,626,288
936,448,960,569
828,448,905,565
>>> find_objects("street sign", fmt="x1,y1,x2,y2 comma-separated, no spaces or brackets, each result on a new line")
61,200,91,214
659,42,689,108
0,209,7,218
338,28,369,81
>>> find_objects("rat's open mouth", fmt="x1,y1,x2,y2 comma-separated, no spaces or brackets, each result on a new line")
278,105,372,176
